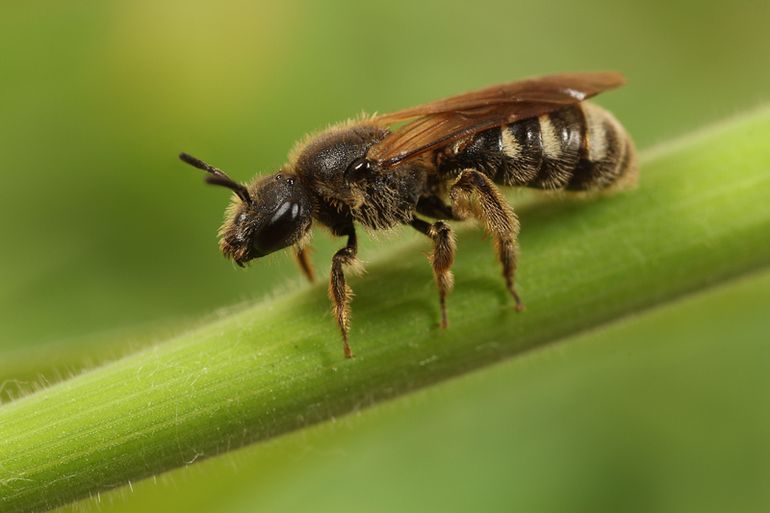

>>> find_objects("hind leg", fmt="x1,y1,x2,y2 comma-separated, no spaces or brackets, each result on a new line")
450,169,524,310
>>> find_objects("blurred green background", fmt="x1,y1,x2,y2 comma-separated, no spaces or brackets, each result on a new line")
1,0,770,511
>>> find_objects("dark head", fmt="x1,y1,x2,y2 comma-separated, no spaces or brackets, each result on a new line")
179,153,312,266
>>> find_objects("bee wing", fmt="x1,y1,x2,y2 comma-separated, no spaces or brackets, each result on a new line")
369,71,626,168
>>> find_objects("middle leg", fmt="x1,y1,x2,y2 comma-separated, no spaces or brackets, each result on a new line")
410,216,456,329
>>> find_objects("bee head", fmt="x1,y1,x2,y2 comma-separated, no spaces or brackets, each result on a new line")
179,153,312,266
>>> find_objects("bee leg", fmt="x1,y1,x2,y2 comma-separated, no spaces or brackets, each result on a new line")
293,245,316,283
450,169,524,311
410,217,456,329
328,228,359,358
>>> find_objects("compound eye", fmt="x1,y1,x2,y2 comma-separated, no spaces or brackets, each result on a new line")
252,201,302,256
270,201,300,224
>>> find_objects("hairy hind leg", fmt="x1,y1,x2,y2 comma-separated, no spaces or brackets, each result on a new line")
450,169,524,310
410,217,456,328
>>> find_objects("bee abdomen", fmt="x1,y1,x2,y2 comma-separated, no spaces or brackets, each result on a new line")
525,107,584,189
439,106,583,188
437,103,635,192
564,103,636,191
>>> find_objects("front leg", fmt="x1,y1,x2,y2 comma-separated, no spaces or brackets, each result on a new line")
328,227,359,358
293,245,316,283
450,169,524,310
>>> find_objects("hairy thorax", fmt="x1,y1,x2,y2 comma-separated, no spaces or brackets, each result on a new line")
290,120,428,232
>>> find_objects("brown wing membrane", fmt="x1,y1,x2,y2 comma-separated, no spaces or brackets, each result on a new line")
369,72,626,168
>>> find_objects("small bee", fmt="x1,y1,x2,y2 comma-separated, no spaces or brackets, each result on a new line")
180,72,636,358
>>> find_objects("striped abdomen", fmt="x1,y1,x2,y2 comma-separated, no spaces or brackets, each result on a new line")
436,102,636,191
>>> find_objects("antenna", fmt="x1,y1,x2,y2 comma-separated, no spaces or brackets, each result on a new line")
179,152,252,204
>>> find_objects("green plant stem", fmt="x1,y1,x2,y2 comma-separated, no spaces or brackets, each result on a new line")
2,107,770,513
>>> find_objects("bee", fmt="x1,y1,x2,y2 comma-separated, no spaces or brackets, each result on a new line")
180,72,636,358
